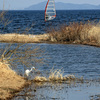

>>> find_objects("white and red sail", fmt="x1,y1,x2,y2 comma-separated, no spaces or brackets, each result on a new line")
45,0,56,21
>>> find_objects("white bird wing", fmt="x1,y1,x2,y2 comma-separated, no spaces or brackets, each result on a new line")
25,70,30,76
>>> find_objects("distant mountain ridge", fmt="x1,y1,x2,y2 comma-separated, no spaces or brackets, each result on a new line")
24,1,100,10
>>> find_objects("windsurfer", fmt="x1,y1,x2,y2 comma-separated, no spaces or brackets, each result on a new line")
45,0,56,21
46,14,49,19
46,14,52,20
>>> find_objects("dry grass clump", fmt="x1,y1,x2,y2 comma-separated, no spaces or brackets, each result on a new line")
49,69,75,82
0,61,27,100
88,25,100,44
0,33,49,43
33,76,48,82
48,22,100,45
49,69,64,81
33,68,76,82
48,22,90,42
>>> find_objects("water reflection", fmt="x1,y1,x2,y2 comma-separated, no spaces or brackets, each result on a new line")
13,79,100,100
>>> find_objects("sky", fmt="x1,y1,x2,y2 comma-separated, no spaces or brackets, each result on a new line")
0,0,100,10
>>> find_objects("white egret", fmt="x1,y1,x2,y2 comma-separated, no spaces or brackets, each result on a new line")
25,67,36,77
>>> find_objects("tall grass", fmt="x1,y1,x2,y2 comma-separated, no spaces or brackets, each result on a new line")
33,68,76,82
48,22,100,46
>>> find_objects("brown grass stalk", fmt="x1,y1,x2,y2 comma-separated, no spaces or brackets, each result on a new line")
33,68,76,82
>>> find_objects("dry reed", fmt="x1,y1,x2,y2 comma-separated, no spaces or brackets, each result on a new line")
33,68,76,82
0,33,49,43
33,76,48,82
0,61,27,100
48,22,100,46
49,68,75,82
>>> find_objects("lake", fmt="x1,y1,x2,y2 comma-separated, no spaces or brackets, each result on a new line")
0,10,100,100
0,10,100,34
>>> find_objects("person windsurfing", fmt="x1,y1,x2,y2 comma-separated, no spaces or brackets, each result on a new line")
45,0,56,21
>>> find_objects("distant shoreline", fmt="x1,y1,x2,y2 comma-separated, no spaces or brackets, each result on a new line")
24,1,100,10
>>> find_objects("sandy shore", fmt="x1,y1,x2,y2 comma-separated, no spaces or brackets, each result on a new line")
0,33,49,43
0,62,29,100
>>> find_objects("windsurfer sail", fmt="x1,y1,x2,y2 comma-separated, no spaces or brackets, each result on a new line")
45,0,56,21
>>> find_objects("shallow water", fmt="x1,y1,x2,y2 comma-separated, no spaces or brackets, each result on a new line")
6,43,100,100
13,80,100,100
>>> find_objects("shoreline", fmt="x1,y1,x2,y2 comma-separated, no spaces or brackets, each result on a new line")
0,61,30,100
0,33,99,47
0,33,49,43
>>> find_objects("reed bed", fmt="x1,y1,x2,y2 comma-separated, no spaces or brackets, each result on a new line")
49,69,76,82
33,76,48,82
48,22,100,46
33,68,77,82
0,61,28,100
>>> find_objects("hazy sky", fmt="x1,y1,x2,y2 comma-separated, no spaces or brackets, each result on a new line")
0,0,100,10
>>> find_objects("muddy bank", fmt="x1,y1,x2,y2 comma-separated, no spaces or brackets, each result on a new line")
0,62,30,100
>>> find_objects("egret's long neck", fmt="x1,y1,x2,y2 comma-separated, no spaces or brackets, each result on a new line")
30,68,33,72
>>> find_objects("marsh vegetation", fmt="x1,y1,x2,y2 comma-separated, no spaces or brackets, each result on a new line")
48,21,100,46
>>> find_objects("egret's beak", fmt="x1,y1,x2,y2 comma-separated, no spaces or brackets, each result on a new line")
33,68,36,71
